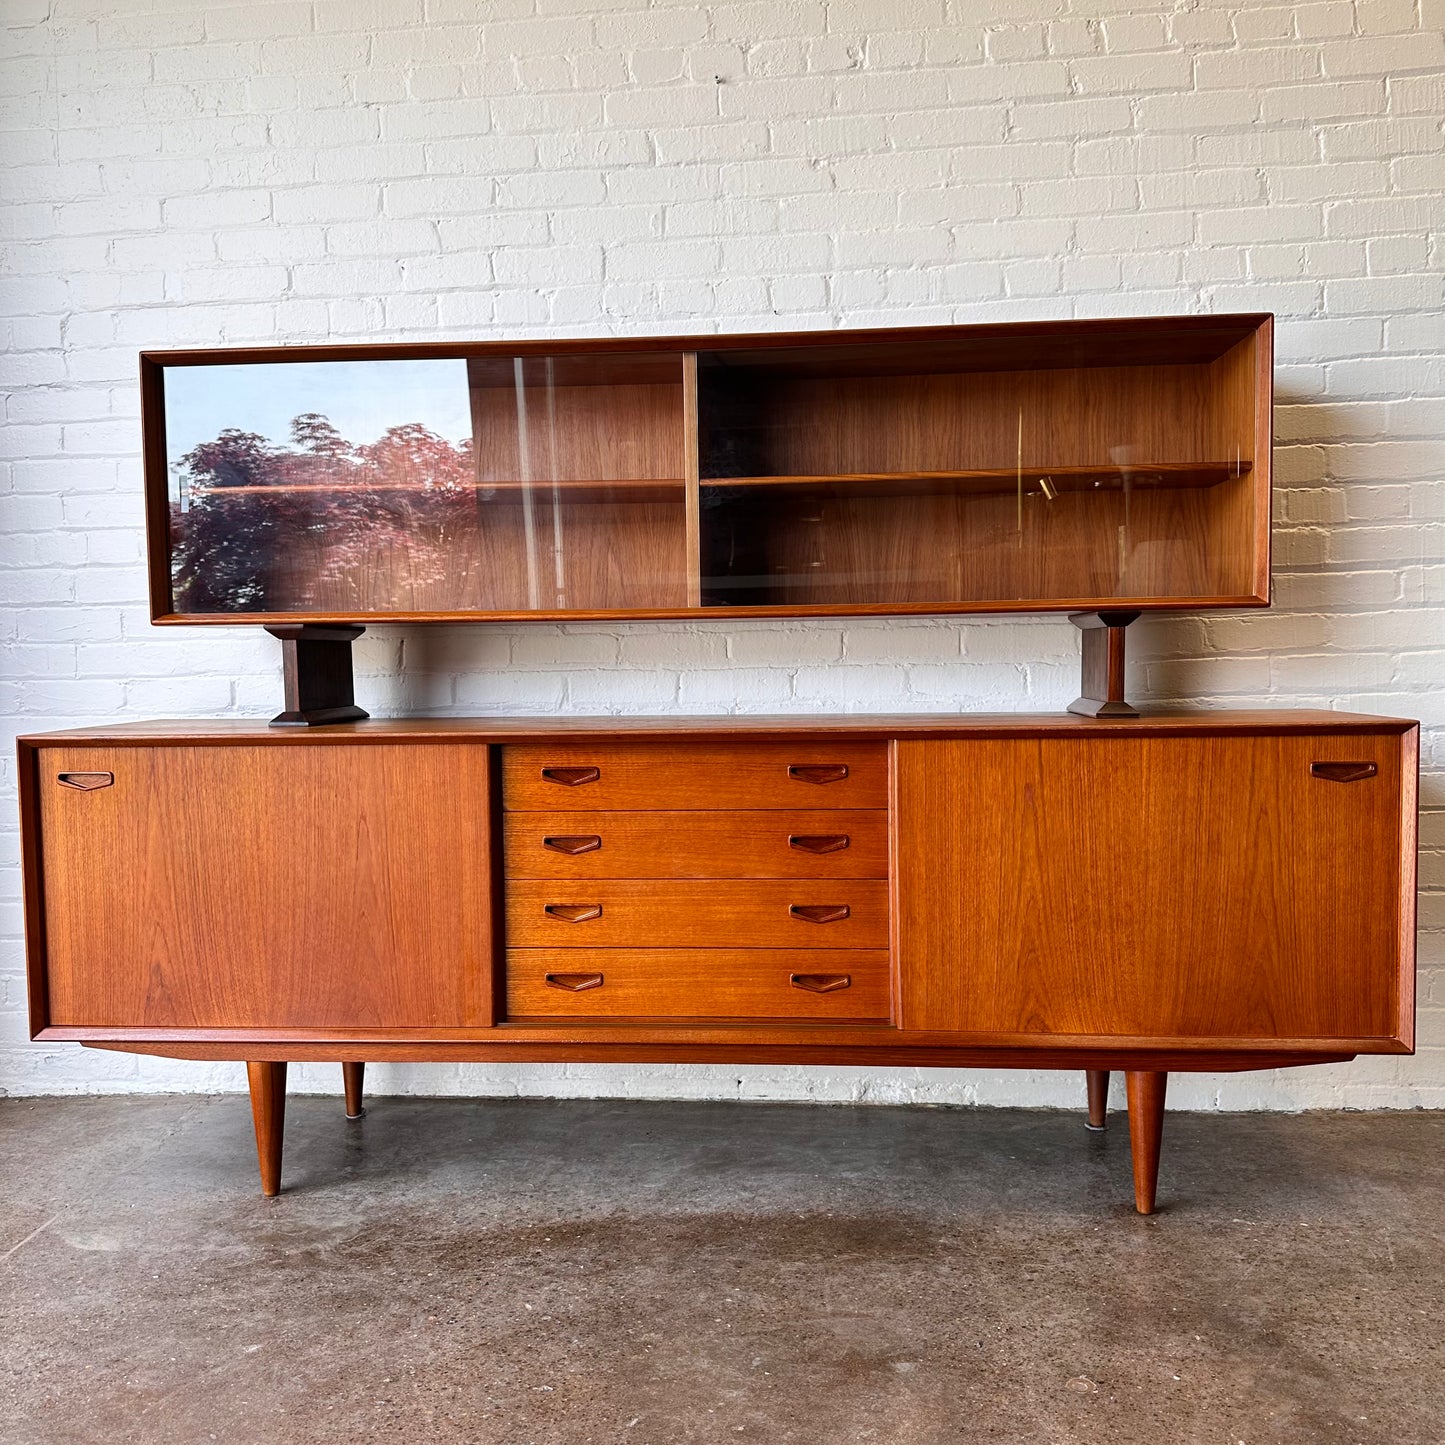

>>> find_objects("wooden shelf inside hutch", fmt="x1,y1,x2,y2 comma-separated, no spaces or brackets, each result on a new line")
700,462,1252,498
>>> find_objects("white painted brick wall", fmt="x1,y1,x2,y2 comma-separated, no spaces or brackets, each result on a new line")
2,0,1441,1113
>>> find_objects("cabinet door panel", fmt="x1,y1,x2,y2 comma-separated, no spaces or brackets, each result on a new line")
38,744,493,1029
896,734,1412,1044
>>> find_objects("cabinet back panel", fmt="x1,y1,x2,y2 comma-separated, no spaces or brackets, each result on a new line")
702,363,1229,478
470,376,686,484
37,744,494,1028
896,735,1409,1042
703,477,1256,606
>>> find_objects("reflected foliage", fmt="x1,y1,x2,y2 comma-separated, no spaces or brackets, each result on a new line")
172,414,475,612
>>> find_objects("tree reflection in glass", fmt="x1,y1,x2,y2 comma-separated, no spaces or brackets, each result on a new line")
166,360,477,613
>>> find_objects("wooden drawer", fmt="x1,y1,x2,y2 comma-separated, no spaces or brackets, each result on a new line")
506,879,890,949
502,743,887,811
506,949,891,1021
504,810,888,880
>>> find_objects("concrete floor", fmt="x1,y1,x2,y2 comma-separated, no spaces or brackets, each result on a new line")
1,1097,1442,1445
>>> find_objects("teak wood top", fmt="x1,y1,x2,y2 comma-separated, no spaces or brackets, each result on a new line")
16,709,1415,749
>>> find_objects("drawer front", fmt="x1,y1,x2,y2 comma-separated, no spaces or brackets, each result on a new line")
506,879,890,949
503,743,887,811
506,949,891,1021
505,810,888,880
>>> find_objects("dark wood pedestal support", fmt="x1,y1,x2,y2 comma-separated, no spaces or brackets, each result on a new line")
342,1061,366,1119
265,625,369,727
1068,611,1140,718
1085,1069,1110,1130
1125,1070,1167,1215
246,1061,287,1197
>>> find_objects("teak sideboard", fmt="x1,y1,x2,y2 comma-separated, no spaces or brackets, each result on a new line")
19,710,1417,1213
17,315,1419,1213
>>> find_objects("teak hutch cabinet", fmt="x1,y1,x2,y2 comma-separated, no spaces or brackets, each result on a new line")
143,313,1270,627
18,315,1419,1215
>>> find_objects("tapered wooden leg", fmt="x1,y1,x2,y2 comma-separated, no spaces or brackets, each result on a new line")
1125,1070,1167,1215
1086,1070,1110,1130
246,1061,287,1197
342,1061,366,1120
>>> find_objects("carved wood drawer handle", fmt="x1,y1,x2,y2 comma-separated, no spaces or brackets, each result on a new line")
790,973,852,994
57,772,113,791
789,903,851,924
1310,762,1378,783
545,972,604,992
543,835,603,855
788,834,850,854
541,766,601,786
788,764,850,784
544,903,603,922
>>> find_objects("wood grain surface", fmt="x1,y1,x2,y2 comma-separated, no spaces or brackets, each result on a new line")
895,733,1412,1043
507,879,889,949
469,373,684,485
71,1036,1358,1071
503,742,888,811
506,948,890,1021
36,743,494,1028
504,809,888,879
18,709,1415,1072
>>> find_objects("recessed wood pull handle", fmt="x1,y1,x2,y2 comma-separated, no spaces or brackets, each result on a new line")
790,973,852,994
543,835,603,855
788,764,849,784
788,834,850,854
789,903,851,924
57,772,113,791
1310,761,1378,783
544,903,603,922
541,766,600,786
545,972,604,992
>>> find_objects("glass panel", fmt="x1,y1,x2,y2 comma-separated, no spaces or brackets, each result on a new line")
697,338,1257,608
164,353,690,614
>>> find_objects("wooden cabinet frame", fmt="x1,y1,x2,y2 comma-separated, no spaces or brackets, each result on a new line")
18,711,1417,1213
